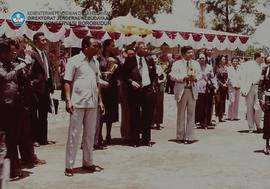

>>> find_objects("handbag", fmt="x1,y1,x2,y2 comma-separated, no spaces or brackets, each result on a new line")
206,79,216,95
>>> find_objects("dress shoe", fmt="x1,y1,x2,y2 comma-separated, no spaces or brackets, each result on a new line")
219,119,226,122
33,142,40,147
233,118,240,121
256,128,263,133
64,168,73,177
39,141,56,145
264,147,270,155
141,142,153,147
33,157,46,165
82,165,103,173
208,122,216,126
10,169,23,179
94,145,105,150
105,137,112,145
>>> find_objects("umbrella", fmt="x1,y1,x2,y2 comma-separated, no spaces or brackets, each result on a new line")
105,13,152,35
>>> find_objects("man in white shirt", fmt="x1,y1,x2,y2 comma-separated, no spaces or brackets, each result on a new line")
170,46,202,144
227,57,242,121
64,36,104,176
241,52,265,133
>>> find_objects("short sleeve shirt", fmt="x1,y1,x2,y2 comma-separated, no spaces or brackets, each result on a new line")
64,52,100,108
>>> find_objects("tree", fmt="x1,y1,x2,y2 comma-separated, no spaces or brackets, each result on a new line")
74,0,173,23
194,0,265,35
0,0,8,14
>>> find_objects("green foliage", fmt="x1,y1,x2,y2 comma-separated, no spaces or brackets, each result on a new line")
194,0,265,35
0,0,8,13
74,0,173,23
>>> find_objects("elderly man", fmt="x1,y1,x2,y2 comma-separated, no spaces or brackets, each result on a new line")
241,52,265,133
64,36,104,176
170,46,202,144
123,41,158,147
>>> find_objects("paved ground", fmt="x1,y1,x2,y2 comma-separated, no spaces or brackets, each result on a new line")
9,92,270,189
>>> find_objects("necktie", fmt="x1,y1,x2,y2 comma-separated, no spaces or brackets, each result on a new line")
139,57,143,75
186,60,189,69
139,57,143,68
41,51,49,80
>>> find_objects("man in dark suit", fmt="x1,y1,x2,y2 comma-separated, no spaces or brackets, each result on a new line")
30,32,54,146
205,48,216,126
123,42,158,147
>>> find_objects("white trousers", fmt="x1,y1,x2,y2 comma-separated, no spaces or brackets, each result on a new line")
176,89,196,141
245,85,262,131
228,88,240,120
65,108,97,169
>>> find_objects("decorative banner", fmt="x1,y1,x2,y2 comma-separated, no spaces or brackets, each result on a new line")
64,28,71,38
45,23,63,33
72,26,89,39
6,19,20,30
0,19,250,50
108,32,121,40
0,19,5,27
152,30,163,39
165,31,177,39
26,21,43,31
228,36,237,43
217,35,226,43
179,32,190,40
204,34,215,42
90,30,106,40
239,36,249,44
191,33,203,42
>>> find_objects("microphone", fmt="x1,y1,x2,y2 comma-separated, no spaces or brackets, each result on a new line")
17,57,33,65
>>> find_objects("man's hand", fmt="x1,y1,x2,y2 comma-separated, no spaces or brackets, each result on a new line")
241,92,247,97
14,63,26,72
65,100,74,114
99,102,105,116
259,100,266,112
131,80,141,89
188,75,196,82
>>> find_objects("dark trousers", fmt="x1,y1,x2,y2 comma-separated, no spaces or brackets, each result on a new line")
195,93,212,126
165,76,175,94
263,96,270,139
215,87,227,119
31,92,49,144
128,87,155,145
0,104,20,175
207,93,214,124
18,109,35,163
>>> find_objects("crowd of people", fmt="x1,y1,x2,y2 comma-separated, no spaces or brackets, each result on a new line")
1,32,270,179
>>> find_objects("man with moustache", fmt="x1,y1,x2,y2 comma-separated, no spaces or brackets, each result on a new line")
64,36,104,176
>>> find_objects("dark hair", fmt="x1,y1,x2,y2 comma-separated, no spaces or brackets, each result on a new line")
254,52,261,60
181,46,193,55
231,56,240,63
215,55,227,67
0,39,10,54
81,36,94,50
102,39,114,56
33,32,45,43
9,39,20,49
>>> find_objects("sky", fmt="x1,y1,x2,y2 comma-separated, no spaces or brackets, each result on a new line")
1,0,270,31
1,0,197,28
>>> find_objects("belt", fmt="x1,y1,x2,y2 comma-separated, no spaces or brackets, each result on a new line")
265,91,270,96
142,85,151,89
184,86,192,89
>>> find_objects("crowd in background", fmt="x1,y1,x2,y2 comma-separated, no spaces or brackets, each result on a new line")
1,32,270,179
